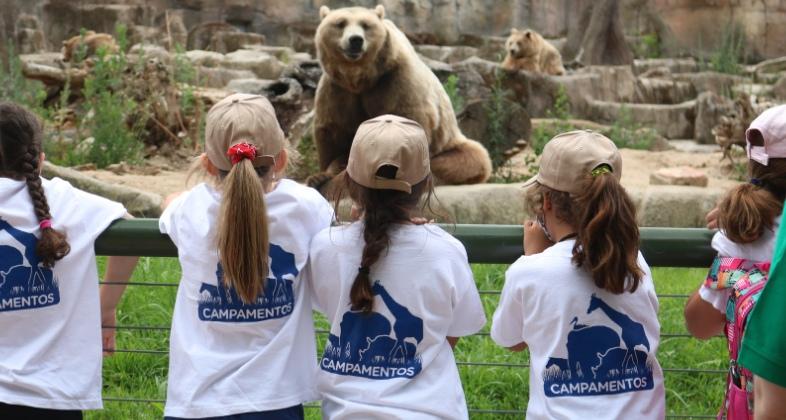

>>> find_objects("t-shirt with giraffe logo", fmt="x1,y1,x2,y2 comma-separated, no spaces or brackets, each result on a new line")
491,239,665,420
159,180,333,418
0,177,127,410
308,222,486,420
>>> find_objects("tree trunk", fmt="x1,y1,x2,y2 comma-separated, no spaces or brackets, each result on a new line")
564,0,634,66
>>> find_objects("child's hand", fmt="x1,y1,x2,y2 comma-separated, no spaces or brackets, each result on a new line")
101,309,117,356
524,220,553,255
705,206,720,230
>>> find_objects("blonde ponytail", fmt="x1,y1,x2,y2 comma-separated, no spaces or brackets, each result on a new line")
216,159,271,304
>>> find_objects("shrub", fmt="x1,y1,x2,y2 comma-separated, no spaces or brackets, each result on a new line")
443,74,464,113
0,42,47,115
699,25,746,75
606,105,657,150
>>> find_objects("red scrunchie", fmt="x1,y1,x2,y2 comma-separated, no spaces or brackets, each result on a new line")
227,142,258,165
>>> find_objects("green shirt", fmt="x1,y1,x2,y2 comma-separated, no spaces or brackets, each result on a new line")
739,216,786,387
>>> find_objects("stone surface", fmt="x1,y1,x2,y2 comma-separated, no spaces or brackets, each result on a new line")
222,49,284,79
185,50,224,67
775,74,786,100
650,166,709,187
635,77,696,104
457,98,532,160
42,162,162,217
637,185,723,228
694,91,734,144
587,99,696,139
128,43,172,64
416,45,479,64
196,67,256,89
226,78,275,94
633,58,699,75
673,72,747,97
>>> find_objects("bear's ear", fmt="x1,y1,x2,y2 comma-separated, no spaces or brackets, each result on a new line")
375,5,385,19
319,6,331,20
511,28,519,34
525,30,532,39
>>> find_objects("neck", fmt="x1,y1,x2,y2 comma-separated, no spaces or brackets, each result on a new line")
547,218,576,243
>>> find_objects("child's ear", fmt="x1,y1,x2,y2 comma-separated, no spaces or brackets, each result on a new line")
201,153,219,176
542,192,552,211
273,149,288,174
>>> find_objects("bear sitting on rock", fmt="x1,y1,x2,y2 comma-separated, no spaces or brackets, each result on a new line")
308,5,492,193
501,28,565,76
61,31,120,63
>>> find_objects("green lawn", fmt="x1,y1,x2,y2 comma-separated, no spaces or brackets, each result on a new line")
87,259,724,419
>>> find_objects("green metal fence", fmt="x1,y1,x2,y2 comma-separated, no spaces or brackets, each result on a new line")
96,219,720,418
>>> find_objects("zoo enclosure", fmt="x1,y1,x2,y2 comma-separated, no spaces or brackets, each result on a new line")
96,219,719,418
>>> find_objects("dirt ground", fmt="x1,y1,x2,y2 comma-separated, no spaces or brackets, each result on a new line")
80,144,742,198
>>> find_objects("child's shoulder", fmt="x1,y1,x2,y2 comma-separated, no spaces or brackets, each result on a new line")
270,179,331,211
420,224,469,258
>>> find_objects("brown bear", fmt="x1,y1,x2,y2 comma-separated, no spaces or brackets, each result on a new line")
501,28,565,76
61,31,120,63
308,5,492,193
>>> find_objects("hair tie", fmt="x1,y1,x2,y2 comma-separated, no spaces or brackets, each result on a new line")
358,266,370,275
227,143,257,165
591,165,612,177
750,178,764,187
39,219,52,230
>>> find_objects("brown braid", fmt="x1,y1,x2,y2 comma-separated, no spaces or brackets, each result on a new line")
0,102,70,267
338,169,430,313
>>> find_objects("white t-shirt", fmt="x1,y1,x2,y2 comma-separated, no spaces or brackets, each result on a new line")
308,222,486,420
699,216,781,313
491,240,665,420
0,177,126,410
159,179,333,418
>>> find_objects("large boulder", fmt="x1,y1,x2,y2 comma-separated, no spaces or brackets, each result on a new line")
587,99,696,139
196,67,257,89
774,74,786,100
222,49,284,79
638,185,723,228
185,50,225,68
457,98,532,161
694,91,734,144
633,58,699,75
416,45,479,64
673,72,746,97
635,77,696,104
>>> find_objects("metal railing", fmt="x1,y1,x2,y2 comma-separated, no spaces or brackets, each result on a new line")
95,219,720,419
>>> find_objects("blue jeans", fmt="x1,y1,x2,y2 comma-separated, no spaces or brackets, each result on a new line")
164,404,304,420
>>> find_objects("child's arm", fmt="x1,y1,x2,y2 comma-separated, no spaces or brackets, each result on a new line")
684,290,726,339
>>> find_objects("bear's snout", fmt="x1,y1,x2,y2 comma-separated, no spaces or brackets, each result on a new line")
348,35,364,51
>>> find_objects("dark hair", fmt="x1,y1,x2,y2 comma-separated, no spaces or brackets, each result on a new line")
718,158,786,244
0,102,70,267
528,172,643,294
336,168,432,313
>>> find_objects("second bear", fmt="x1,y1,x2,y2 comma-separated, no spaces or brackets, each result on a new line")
502,28,565,76
309,5,492,192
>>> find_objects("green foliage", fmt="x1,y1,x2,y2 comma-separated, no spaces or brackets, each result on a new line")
78,24,144,168
529,85,574,156
606,105,657,150
171,43,205,150
635,33,662,59
485,71,512,174
443,74,464,113
0,42,47,115
290,130,320,181
700,25,747,75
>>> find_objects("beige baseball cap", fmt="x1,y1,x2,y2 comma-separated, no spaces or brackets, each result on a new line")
746,104,786,166
346,114,430,193
205,93,286,172
522,130,622,195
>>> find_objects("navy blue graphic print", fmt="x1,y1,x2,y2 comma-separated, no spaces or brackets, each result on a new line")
321,281,424,379
198,243,297,322
544,294,654,397
0,218,60,312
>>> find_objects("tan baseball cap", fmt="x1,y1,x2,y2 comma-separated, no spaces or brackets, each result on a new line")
522,130,622,195
205,93,286,172
746,104,786,166
346,114,430,193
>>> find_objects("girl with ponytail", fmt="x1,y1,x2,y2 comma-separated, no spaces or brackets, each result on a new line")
491,131,665,419
685,105,786,420
159,93,333,419
0,102,137,418
307,115,485,419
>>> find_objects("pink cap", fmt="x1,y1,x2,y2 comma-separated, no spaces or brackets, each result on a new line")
746,104,786,166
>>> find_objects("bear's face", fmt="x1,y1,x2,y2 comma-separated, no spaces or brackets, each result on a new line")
317,5,387,62
506,29,539,59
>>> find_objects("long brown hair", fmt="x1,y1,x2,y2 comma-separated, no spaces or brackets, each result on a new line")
216,160,272,304
718,158,786,244
0,102,70,267
337,168,432,313
528,172,643,294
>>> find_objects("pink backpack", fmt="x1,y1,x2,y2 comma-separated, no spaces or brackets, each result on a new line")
704,257,770,420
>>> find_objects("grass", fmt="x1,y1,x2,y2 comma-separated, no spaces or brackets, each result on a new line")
87,259,724,419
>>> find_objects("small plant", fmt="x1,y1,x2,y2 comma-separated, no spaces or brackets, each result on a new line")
529,86,574,156
443,74,464,113
0,42,47,115
485,70,513,175
290,131,319,181
700,25,746,75
605,105,657,150
172,43,205,151
635,33,661,59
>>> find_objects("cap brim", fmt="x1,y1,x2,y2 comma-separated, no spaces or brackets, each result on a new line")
253,155,276,167
520,175,540,191
369,177,412,193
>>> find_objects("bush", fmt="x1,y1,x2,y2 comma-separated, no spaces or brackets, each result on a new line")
699,25,746,75
529,85,573,156
0,42,47,115
443,74,464,113
606,105,657,150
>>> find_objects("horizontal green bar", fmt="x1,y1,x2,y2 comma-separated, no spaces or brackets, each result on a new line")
95,219,716,267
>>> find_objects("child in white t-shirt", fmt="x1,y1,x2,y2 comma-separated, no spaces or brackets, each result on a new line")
307,114,486,419
491,131,665,419
159,93,333,419
0,102,137,419
685,105,786,419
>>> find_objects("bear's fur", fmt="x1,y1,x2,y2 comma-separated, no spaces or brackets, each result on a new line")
309,5,492,192
501,28,565,76
61,31,119,63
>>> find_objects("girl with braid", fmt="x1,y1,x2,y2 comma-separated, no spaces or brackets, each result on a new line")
307,115,485,419
0,102,137,419
159,94,332,419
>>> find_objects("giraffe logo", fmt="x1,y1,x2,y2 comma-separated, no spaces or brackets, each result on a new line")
543,294,655,397
0,218,60,312
321,281,424,379
198,243,298,322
